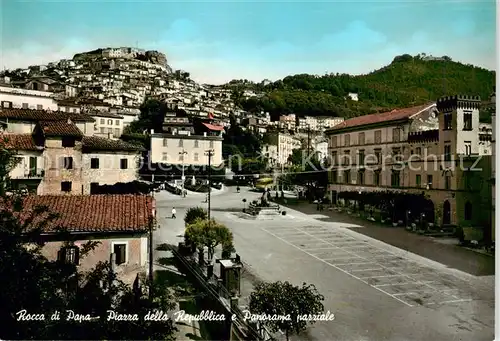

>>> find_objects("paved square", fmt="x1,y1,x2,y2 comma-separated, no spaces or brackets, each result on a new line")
263,224,475,307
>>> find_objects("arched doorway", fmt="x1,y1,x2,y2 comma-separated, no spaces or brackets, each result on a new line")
443,200,451,225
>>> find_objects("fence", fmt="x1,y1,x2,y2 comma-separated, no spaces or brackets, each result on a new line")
167,244,275,341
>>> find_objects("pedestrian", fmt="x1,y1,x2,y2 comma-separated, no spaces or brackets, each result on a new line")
171,207,176,219
237,186,240,193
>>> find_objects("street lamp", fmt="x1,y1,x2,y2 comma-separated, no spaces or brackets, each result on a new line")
179,149,187,197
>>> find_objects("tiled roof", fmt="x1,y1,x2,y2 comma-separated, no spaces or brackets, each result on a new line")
5,195,153,233
90,111,124,119
0,108,95,122
0,133,39,151
39,120,83,137
328,103,435,132
82,136,144,152
202,122,224,131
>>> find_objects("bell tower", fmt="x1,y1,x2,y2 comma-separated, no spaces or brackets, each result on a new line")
436,95,481,157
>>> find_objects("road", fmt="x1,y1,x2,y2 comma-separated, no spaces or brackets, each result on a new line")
154,186,494,341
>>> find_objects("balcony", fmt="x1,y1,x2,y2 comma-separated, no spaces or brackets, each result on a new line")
12,170,45,180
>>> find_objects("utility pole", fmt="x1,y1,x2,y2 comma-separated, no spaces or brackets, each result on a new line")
148,182,155,300
205,149,214,222
307,124,311,157
179,149,187,197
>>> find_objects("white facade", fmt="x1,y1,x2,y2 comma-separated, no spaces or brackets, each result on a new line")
0,86,58,110
9,150,44,179
93,115,124,138
314,140,329,162
81,152,140,193
318,117,345,130
150,134,223,166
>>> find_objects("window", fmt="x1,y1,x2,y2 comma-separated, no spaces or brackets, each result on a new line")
178,139,183,147
392,147,401,156
90,158,99,169
37,104,43,110
108,119,113,125
416,174,421,187
391,171,400,187
115,119,120,125
443,113,452,130
331,170,338,184
374,149,382,164
107,128,113,134
100,127,105,133
332,151,338,165
113,243,127,265
162,153,168,162
61,181,72,192
29,156,37,176
120,158,128,169
58,246,79,265
358,150,365,165
344,134,350,147
444,145,451,161
464,141,471,155
343,170,351,184
392,128,400,142
163,139,168,147
445,174,451,190
178,153,184,161
114,128,120,137
62,157,73,169
374,130,382,144
62,137,75,148
358,132,365,145
22,103,28,109
1,101,12,108
332,136,337,148
194,153,199,161
194,140,199,148
100,119,105,124
416,147,422,156
427,175,433,189
90,182,99,194
463,111,472,130
373,170,381,186
343,150,350,165
358,170,364,185
209,140,214,148
464,201,472,220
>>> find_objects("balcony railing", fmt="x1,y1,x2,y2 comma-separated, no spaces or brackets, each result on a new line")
12,170,45,179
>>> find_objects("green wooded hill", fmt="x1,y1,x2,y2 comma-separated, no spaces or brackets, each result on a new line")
228,54,495,122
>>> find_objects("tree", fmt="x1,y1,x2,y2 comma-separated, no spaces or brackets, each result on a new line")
184,206,208,226
0,139,177,340
125,98,168,134
249,281,325,341
184,218,233,260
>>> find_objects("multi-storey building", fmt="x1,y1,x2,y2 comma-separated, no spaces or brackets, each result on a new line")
1,108,142,195
150,113,224,167
317,116,345,130
279,114,296,131
489,88,496,241
0,85,59,111
265,132,301,166
326,97,492,230
297,116,319,132
92,111,125,138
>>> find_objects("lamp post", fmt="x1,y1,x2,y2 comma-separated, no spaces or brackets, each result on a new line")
179,149,187,197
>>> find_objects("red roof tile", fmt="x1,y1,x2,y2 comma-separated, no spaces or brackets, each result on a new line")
0,133,39,151
3,195,154,233
0,108,95,122
39,120,83,137
82,136,144,152
202,122,224,131
328,103,435,132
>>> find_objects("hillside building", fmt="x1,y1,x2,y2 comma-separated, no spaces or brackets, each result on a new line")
325,97,492,237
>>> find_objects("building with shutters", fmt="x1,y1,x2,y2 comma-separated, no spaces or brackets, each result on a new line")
325,97,492,234
9,194,154,284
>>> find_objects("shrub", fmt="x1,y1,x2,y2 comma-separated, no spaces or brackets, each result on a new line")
184,207,208,226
